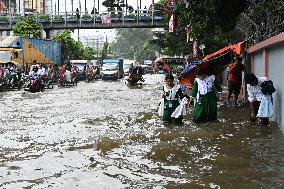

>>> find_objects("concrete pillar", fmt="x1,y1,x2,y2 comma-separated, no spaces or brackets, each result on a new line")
44,29,51,39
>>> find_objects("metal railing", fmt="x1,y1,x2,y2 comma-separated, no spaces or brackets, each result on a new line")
0,9,165,29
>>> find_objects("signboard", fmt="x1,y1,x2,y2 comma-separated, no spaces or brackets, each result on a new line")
169,14,174,33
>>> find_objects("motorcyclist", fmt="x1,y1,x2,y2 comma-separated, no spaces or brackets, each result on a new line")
65,68,72,83
29,66,40,79
29,66,44,92
8,64,18,86
71,66,78,82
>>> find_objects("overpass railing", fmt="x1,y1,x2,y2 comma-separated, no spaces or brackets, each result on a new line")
0,9,165,29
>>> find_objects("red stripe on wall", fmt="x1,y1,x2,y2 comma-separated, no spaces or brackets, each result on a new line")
264,49,269,77
248,32,284,53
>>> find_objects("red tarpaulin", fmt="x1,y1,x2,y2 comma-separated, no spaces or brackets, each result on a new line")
203,41,246,60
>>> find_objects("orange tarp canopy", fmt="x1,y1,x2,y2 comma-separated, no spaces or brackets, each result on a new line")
203,41,246,60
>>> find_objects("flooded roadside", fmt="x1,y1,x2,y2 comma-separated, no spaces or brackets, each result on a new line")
0,74,283,189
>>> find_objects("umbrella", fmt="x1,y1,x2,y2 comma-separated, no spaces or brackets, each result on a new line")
178,60,203,88
178,51,234,89
203,41,246,60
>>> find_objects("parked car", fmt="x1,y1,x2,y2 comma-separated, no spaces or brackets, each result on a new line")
101,59,124,80
101,63,119,80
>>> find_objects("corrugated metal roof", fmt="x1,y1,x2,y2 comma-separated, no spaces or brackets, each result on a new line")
0,36,20,47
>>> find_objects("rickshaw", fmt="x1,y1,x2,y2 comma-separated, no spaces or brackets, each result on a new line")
86,65,101,82
127,65,145,85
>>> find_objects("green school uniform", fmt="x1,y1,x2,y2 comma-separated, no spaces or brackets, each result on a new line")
162,84,184,125
191,76,222,123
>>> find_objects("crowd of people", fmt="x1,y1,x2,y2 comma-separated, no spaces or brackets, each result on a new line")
159,56,276,127
0,61,86,92
0,63,21,87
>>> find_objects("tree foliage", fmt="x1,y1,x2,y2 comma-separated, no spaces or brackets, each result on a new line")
53,30,85,63
151,0,247,56
237,0,284,45
111,28,156,61
83,47,96,60
13,16,43,39
101,41,109,60
102,0,134,12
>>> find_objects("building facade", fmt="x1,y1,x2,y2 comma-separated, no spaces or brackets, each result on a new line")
0,0,48,14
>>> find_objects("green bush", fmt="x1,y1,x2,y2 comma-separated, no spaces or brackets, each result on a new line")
0,16,8,21
81,14,93,20
53,15,63,21
68,15,77,19
13,16,22,20
39,15,49,20
125,14,135,18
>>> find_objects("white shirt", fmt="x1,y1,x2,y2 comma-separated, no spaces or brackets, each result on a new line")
39,68,46,76
163,84,180,100
66,70,72,82
195,75,215,95
247,77,267,102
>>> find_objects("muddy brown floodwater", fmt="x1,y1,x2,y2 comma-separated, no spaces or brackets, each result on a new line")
0,74,284,189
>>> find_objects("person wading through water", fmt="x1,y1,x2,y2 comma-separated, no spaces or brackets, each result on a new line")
190,68,222,123
158,74,188,125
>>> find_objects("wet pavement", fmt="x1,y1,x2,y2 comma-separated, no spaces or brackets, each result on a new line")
0,74,284,189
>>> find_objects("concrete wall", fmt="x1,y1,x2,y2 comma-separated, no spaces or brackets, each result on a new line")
248,36,284,131
252,52,265,77
268,44,284,129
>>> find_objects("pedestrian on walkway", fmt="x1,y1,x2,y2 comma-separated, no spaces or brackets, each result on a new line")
76,8,80,20
227,56,244,102
158,74,187,125
191,68,222,123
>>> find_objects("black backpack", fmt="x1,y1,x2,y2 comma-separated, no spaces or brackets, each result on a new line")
260,80,276,95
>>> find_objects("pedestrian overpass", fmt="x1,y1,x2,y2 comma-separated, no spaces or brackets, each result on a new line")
0,10,167,38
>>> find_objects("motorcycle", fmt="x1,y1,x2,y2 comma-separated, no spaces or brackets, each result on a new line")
24,77,45,93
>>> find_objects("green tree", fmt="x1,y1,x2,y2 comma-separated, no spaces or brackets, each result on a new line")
237,0,284,45
111,28,155,61
83,47,96,60
52,30,85,63
151,0,247,56
13,16,42,38
101,41,109,60
102,0,134,12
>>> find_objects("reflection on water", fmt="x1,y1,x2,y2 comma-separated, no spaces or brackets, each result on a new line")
0,75,283,189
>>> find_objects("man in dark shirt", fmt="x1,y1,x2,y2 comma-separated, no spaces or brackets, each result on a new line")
227,56,244,102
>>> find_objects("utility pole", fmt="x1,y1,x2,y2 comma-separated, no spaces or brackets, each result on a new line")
126,0,128,15
98,0,99,12
35,0,37,12
57,0,59,15
71,0,73,14
23,0,25,16
85,0,86,13
78,29,80,42
43,0,46,14
96,39,99,59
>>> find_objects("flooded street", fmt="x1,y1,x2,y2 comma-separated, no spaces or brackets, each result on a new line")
0,74,284,189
